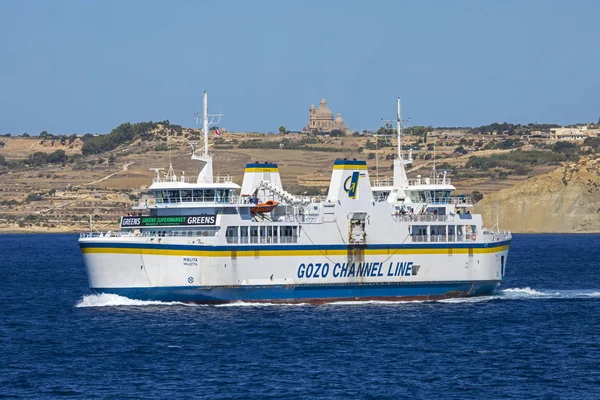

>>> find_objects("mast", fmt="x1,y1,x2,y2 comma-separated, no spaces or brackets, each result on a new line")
192,90,222,183
203,91,209,156
397,97,402,160
392,96,412,189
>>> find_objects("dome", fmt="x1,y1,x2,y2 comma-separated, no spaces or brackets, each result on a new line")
315,98,333,119
335,113,344,124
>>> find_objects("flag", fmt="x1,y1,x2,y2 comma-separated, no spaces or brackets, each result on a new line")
215,128,221,136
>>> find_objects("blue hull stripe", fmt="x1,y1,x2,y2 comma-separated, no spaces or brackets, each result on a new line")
93,281,500,303
81,240,511,252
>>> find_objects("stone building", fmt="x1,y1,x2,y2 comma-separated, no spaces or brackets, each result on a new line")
305,98,349,134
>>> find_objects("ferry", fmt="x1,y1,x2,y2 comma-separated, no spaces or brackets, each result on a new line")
79,92,511,303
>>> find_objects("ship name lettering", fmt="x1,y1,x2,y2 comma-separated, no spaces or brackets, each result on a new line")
387,261,413,277
299,261,413,279
297,263,329,279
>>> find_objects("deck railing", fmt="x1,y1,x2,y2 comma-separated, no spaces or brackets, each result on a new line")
411,234,479,243
407,177,452,186
225,236,299,244
151,175,233,184
393,214,453,222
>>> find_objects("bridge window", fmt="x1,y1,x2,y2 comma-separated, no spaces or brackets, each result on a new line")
204,189,215,202
427,190,451,204
216,189,233,204
167,190,180,203
153,190,165,204
181,190,192,202
409,191,426,203
192,190,204,202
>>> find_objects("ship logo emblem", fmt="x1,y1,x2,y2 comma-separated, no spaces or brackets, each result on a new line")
343,171,364,199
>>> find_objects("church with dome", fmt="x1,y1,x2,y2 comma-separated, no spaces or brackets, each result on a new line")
304,98,349,134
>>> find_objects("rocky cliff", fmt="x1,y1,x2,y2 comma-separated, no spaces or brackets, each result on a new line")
474,156,600,233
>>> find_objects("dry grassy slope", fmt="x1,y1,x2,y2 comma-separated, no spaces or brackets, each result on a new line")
474,156,600,233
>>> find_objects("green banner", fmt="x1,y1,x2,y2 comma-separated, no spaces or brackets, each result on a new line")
120,215,216,228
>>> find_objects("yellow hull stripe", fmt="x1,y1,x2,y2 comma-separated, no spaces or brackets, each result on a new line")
82,245,509,257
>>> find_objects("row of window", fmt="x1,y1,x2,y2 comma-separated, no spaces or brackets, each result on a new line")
153,189,234,204
225,225,300,243
226,225,299,237
411,224,477,242
412,225,476,235
408,190,451,204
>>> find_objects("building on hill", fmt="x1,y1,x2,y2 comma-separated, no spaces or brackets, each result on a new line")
304,98,349,134
550,126,599,141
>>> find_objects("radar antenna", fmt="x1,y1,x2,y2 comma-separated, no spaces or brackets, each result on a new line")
149,167,165,181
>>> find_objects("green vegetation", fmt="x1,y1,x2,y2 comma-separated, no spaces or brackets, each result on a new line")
469,122,560,135
25,150,68,166
82,121,170,155
25,193,44,202
583,137,600,152
3,199,20,206
376,123,395,136
466,149,570,175
483,138,523,150
154,143,170,152
404,126,432,142
238,137,345,152
328,129,346,137
471,191,484,202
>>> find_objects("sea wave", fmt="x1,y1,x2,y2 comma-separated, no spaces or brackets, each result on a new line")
75,294,196,308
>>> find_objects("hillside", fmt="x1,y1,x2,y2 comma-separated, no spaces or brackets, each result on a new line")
1,122,598,233
474,156,600,233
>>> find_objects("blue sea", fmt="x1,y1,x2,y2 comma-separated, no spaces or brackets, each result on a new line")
1,234,600,399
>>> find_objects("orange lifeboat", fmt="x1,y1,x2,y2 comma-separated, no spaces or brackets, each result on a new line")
250,200,279,214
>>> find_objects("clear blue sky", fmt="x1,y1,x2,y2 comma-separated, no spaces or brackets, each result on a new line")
1,0,599,135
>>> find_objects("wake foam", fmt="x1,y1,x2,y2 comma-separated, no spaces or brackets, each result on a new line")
75,294,308,308
75,288,600,308
438,287,600,304
327,300,428,306
75,293,194,308
499,287,600,299
214,301,309,308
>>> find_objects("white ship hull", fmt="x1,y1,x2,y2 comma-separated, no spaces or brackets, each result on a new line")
80,237,510,302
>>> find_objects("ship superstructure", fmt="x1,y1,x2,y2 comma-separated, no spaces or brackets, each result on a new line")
79,94,511,303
